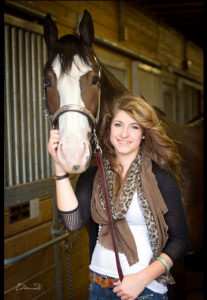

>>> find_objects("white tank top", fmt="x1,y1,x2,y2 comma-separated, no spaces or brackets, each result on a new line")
89,192,168,294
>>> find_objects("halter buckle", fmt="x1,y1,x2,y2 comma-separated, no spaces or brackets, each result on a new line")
43,109,49,117
92,129,102,154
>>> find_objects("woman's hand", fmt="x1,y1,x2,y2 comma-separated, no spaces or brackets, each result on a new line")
47,130,62,167
113,273,146,300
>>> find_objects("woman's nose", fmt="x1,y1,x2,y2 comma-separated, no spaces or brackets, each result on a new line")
120,127,129,138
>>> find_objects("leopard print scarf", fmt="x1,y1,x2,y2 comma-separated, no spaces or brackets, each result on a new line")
91,148,175,285
98,149,141,220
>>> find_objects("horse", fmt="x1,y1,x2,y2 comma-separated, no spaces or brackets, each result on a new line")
43,10,203,300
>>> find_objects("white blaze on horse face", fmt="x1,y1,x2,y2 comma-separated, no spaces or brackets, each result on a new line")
52,55,92,173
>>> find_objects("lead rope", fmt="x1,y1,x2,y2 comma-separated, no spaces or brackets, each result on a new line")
59,219,78,300
92,131,124,300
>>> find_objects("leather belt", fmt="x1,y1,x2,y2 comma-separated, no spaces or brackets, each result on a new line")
89,271,116,288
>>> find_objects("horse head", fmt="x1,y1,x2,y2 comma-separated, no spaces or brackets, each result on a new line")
43,10,101,174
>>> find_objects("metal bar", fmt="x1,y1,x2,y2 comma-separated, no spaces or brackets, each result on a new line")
4,177,55,207
25,31,33,182
11,27,20,185
37,35,45,179
4,13,44,35
43,41,51,178
4,229,68,266
4,0,57,23
18,29,27,184
4,25,13,187
31,33,39,181
5,188,55,208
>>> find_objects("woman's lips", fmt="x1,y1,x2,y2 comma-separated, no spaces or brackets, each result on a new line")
117,139,132,146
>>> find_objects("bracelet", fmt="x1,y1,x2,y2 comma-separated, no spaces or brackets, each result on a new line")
54,173,68,180
155,257,170,273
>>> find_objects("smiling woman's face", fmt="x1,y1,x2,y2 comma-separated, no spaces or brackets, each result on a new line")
110,110,144,159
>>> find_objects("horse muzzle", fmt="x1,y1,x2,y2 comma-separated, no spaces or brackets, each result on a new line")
57,140,92,174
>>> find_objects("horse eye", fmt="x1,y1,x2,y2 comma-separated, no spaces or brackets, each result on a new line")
91,75,100,85
43,77,51,87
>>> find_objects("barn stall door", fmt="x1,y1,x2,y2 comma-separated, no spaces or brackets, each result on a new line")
131,63,203,125
162,76,178,123
131,61,162,108
162,76,203,125
4,15,67,300
177,78,203,125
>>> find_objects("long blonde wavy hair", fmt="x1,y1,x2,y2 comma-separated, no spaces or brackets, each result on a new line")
99,93,184,202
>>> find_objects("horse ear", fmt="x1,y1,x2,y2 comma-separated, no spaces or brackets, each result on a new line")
79,10,94,47
43,13,58,55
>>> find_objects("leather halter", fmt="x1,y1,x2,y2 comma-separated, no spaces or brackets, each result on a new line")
42,53,101,147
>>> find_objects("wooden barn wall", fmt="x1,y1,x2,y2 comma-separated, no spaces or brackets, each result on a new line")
18,0,203,84
4,1,203,300
4,195,57,300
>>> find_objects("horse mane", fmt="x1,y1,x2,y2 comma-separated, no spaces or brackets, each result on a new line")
186,113,204,125
43,34,94,76
101,63,128,94
152,105,167,116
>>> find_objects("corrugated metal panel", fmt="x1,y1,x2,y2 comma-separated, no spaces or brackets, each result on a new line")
4,24,53,187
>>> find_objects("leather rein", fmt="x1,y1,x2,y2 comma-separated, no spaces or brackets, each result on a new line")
42,53,124,295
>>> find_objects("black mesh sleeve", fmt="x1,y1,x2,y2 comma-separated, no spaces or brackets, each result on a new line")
57,166,98,231
153,164,190,265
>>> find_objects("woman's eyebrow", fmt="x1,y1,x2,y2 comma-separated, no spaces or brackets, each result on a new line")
113,120,123,123
114,120,139,125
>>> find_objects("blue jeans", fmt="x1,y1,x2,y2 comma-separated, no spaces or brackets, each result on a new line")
88,271,168,300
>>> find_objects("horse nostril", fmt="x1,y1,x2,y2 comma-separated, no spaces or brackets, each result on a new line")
72,165,80,171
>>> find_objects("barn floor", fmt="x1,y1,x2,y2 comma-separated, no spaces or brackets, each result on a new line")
184,251,204,300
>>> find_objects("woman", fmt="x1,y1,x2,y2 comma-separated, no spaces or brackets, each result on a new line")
48,93,189,300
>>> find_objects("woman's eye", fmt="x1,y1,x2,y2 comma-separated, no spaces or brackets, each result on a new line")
92,76,100,85
115,123,121,127
132,126,139,129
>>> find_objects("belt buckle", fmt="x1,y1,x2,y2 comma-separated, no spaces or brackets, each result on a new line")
99,275,108,288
